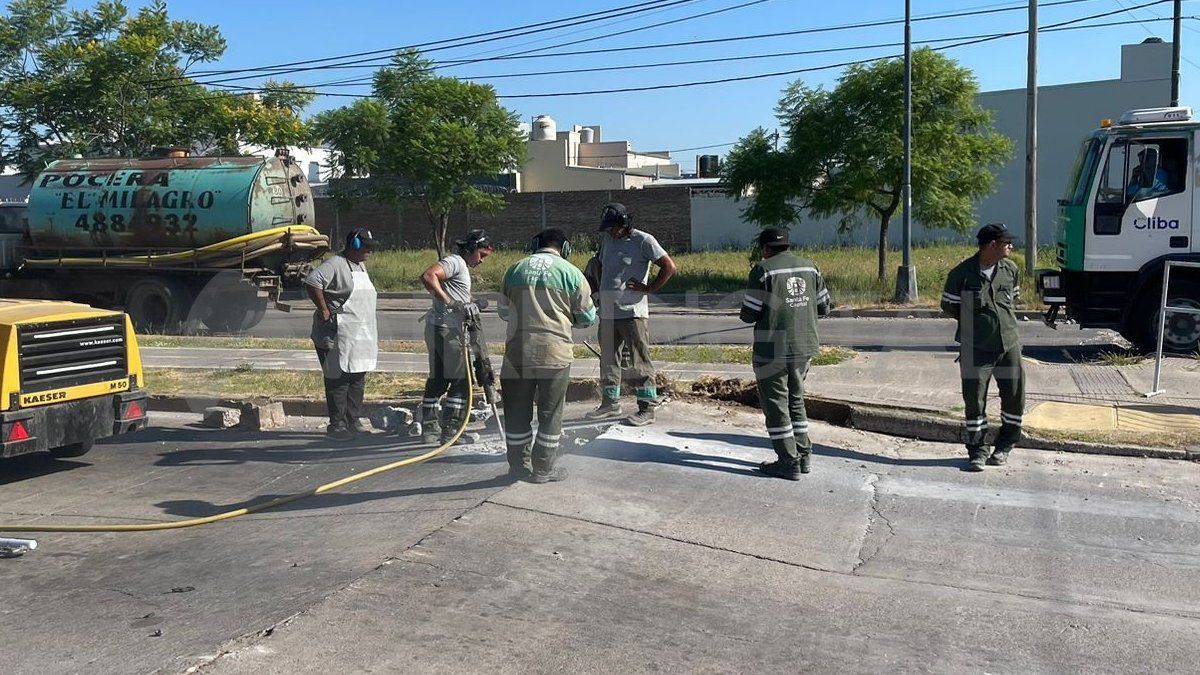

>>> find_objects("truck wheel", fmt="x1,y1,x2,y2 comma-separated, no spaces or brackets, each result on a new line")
201,298,268,333
126,277,193,334
50,439,94,458
1128,279,1200,353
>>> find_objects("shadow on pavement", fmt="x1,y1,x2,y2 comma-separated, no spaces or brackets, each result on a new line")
668,431,963,468
148,428,436,467
155,474,518,517
0,455,91,485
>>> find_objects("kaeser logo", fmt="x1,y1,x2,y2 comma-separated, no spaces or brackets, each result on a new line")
1134,216,1181,230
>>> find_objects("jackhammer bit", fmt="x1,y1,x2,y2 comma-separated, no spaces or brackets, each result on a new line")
462,300,506,445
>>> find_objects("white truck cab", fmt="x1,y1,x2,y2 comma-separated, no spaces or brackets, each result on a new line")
1039,106,1200,351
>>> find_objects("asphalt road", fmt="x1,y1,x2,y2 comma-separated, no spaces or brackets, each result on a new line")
2,403,1198,672
253,308,1118,351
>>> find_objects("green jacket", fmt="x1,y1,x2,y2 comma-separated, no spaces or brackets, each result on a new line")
739,251,831,364
940,254,1021,354
498,249,597,369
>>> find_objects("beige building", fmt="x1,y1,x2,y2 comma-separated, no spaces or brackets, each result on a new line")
519,116,680,192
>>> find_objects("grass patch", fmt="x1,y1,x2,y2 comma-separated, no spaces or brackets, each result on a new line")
145,367,427,400
140,335,852,366
1089,350,1147,366
1030,427,1193,450
360,244,1056,308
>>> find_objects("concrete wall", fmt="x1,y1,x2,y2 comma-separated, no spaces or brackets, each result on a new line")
522,138,632,192
974,41,1172,244
314,186,693,251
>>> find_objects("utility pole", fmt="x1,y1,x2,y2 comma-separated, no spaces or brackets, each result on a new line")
1024,0,1038,280
894,0,918,303
1171,0,1182,106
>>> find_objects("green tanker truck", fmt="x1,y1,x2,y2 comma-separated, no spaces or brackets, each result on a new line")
0,151,329,333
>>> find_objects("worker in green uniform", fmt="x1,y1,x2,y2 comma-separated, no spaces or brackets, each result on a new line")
739,227,831,480
498,228,597,483
940,223,1025,472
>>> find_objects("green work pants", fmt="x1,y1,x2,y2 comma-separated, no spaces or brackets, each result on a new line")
598,318,657,403
753,356,811,462
500,366,571,474
422,322,470,431
960,345,1025,453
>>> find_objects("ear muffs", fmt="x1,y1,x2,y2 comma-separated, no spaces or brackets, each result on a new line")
527,235,572,259
602,205,629,227
349,229,363,250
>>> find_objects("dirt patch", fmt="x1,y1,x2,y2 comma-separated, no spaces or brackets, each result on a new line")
688,376,759,406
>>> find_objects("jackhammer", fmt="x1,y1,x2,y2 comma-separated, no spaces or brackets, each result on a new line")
461,299,506,444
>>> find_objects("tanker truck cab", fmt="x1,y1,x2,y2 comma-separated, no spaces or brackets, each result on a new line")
0,300,148,460
1039,106,1200,351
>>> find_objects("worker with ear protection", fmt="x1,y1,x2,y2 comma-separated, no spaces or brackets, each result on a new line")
585,202,677,427
498,228,596,483
419,229,495,445
305,228,380,441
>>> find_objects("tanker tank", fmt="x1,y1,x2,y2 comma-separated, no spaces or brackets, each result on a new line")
26,155,315,250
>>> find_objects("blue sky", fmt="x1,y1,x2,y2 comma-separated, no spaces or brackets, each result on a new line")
108,1,1199,167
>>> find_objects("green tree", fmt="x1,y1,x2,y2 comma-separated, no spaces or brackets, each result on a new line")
0,0,314,175
723,48,1013,280
313,49,526,257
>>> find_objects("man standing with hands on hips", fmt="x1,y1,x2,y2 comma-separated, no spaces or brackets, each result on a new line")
585,202,677,427
305,228,380,441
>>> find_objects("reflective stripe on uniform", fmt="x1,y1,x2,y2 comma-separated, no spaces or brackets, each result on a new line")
766,425,792,434
1001,412,1023,426
742,295,764,310
506,430,533,443
942,292,961,304
769,431,793,440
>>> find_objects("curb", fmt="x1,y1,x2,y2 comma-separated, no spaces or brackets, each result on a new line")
149,389,1197,461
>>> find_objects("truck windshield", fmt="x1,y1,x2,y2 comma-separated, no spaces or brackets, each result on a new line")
1061,136,1103,206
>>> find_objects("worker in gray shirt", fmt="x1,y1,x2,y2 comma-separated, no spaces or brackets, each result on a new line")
584,203,677,426
305,228,379,441
419,230,494,444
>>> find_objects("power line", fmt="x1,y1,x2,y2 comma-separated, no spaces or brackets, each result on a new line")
184,0,766,88
164,0,699,82
182,5,1181,104
173,0,1102,88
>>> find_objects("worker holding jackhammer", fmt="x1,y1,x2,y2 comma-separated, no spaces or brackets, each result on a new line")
419,229,495,445
498,228,596,483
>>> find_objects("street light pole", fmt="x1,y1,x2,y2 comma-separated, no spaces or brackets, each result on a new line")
1024,0,1038,280
894,0,918,303
1171,0,1182,106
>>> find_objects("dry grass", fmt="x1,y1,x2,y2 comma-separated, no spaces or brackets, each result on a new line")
145,367,427,400
139,335,853,366
362,244,1056,308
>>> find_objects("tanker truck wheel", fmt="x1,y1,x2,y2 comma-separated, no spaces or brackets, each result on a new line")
125,277,194,335
202,298,268,333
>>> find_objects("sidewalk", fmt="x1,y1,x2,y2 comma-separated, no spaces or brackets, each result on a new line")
142,346,1200,450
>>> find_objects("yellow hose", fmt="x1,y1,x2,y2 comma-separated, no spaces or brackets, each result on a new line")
22,225,328,268
0,343,475,533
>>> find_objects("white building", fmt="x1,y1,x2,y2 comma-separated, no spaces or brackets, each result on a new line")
690,40,1173,249
519,115,680,192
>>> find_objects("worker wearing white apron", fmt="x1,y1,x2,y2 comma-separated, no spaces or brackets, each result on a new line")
305,228,379,440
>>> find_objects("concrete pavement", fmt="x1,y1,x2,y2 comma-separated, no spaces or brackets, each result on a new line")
4,402,1197,672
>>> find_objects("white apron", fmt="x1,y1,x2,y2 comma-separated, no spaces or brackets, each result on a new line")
324,267,378,378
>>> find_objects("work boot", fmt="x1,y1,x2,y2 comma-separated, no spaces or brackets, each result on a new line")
799,454,812,474
327,425,353,442
966,448,989,472
623,400,656,427
421,420,442,445
987,448,1011,466
525,466,568,484
441,430,481,446
349,418,372,435
758,459,801,481
586,399,623,420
